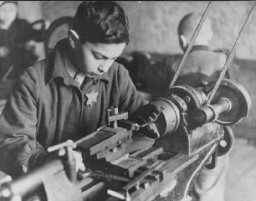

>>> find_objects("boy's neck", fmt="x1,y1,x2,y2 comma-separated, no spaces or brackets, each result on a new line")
193,39,210,46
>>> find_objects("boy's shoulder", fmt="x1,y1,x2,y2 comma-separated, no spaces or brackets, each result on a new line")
18,59,47,86
107,61,129,76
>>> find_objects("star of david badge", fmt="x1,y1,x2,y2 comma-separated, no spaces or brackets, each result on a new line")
85,90,98,107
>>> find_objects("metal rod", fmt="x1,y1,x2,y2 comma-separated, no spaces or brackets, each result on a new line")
169,1,212,88
207,1,256,104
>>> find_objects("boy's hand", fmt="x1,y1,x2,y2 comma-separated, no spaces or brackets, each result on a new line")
71,150,85,172
47,140,86,172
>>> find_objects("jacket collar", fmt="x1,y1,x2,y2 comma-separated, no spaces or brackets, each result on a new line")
45,39,110,85
190,45,210,52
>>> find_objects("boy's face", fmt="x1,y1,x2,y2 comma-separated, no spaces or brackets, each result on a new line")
78,42,126,77
0,3,17,28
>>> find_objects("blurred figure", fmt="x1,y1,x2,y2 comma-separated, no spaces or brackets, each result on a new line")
172,12,226,86
0,1,44,99
125,12,230,96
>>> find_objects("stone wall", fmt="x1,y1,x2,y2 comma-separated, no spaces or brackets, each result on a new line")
121,1,256,59
41,1,256,59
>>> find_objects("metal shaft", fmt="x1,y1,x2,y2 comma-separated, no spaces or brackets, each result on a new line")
169,1,212,88
207,1,256,104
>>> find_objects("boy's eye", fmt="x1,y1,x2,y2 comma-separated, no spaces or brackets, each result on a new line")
94,53,106,60
95,55,104,60
93,52,116,61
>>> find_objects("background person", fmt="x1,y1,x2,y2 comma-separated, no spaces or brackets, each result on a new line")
0,1,44,99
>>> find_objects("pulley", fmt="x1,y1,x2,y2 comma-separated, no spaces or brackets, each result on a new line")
203,79,252,125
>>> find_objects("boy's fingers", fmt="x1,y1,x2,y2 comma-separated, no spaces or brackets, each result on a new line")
72,151,85,171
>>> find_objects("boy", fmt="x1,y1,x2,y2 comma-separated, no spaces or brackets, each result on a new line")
0,1,153,178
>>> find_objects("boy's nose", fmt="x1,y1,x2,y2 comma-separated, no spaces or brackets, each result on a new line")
98,64,110,73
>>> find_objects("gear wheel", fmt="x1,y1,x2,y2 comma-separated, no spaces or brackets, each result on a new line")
167,85,207,110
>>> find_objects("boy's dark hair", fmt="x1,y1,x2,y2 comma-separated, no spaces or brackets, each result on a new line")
72,1,129,44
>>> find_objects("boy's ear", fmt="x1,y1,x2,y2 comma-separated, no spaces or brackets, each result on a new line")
179,35,189,51
68,29,79,49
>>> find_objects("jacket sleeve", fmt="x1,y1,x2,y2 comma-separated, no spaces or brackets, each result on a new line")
0,69,48,178
117,65,147,116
